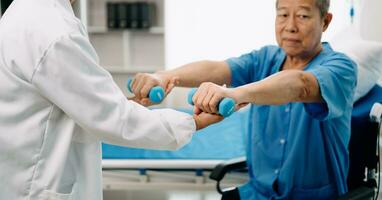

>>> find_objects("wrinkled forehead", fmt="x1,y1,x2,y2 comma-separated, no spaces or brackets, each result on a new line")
277,0,317,10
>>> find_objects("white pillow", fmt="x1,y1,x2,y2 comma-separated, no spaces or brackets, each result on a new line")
330,27,382,102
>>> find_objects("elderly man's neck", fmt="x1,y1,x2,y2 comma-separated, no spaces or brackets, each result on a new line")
283,44,323,70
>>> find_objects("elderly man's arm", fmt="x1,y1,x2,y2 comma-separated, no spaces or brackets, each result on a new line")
191,70,323,114
232,70,323,105
129,61,231,105
162,61,232,87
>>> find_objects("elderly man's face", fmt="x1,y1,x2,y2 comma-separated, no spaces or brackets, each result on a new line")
275,0,331,57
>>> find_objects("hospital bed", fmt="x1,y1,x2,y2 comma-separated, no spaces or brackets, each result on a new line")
101,108,250,191
210,85,382,200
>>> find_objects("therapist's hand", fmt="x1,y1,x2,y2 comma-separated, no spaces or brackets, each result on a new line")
130,72,179,106
193,112,224,130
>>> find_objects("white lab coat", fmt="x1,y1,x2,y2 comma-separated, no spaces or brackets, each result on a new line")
0,0,196,199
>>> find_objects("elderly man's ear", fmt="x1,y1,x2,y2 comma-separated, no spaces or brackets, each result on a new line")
322,13,333,32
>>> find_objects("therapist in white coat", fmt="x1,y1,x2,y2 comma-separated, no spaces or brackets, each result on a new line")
0,0,223,199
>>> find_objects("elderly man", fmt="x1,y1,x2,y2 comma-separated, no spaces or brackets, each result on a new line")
130,0,357,199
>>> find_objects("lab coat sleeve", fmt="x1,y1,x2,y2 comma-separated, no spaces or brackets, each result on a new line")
30,34,196,150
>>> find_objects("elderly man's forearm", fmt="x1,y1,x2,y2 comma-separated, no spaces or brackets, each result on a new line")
233,70,323,105
159,61,232,87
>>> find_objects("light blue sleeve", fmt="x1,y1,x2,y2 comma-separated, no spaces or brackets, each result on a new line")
226,52,258,87
226,46,282,88
304,55,357,120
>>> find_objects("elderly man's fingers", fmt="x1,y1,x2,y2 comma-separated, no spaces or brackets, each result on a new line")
140,84,154,100
202,90,215,113
132,73,162,100
132,75,145,99
209,94,223,114
166,76,180,94
193,87,206,111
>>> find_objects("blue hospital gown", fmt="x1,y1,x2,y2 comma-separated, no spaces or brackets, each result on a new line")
227,43,357,200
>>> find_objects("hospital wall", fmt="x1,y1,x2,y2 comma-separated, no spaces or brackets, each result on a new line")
164,0,375,108
359,0,382,86
359,0,382,43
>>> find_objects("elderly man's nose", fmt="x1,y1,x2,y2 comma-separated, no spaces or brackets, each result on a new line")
285,17,297,33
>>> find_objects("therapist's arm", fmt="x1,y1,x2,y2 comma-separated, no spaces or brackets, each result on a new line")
131,61,232,105
193,112,223,130
31,34,222,151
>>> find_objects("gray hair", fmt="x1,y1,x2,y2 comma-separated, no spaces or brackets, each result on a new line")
276,0,330,18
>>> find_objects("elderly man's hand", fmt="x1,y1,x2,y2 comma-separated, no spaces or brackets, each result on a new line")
129,72,179,106
192,82,231,114
192,82,249,115
193,112,224,130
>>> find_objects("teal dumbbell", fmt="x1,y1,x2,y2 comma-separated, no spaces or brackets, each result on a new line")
187,88,236,117
127,78,165,103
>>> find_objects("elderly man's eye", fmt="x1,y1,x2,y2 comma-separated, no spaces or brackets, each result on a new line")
278,14,288,18
298,15,309,19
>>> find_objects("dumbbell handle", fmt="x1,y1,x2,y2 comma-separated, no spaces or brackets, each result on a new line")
127,78,165,103
187,88,236,117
